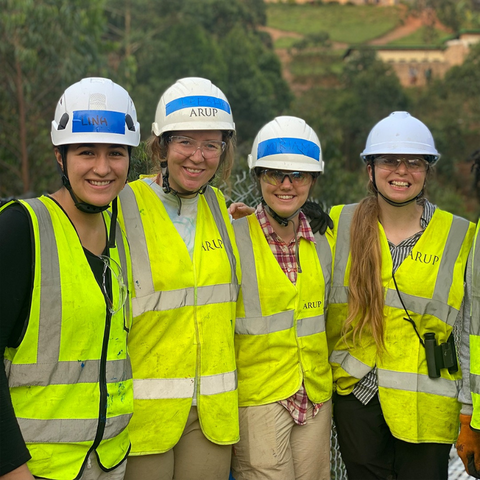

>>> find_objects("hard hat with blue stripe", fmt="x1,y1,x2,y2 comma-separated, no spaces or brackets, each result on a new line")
152,77,235,136
51,77,140,147
248,116,324,173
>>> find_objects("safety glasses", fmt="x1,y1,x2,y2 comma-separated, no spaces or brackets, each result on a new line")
99,255,127,315
260,169,313,186
375,156,429,172
168,135,226,160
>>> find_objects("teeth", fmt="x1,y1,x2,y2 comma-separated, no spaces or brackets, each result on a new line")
90,180,111,186
277,195,294,199
186,168,202,173
391,181,409,187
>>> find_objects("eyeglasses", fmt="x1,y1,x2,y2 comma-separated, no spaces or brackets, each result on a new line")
168,135,226,159
260,169,313,186
375,156,429,172
99,255,128,315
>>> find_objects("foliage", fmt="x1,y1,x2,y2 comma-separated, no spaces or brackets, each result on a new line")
266,3,401,44
387,26,446,45
0,0,107,196
410,0,480,31
106,0,291,151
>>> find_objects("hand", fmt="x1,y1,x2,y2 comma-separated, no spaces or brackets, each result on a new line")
0,464,35,480
301,201,333,235
228,202,254,220
456,414,480,478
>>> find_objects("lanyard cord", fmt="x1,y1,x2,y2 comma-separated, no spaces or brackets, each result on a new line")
392,272,425,348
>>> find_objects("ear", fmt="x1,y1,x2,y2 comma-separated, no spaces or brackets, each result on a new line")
54,148,64,171
367,164,373,183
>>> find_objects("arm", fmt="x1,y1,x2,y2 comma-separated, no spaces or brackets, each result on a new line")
0,205,33,477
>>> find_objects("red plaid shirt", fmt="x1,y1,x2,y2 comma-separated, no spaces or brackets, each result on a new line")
255,204,323,425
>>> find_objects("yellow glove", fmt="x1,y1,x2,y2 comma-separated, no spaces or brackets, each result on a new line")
456,413,480,478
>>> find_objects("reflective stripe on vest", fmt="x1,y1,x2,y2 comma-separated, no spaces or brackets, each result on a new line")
120,185,238,318
234,217,330,336
17,414,131,444
329,349,372,379
134,370,237,399
377,368,457,398
6,357,131,387
9,198,130,443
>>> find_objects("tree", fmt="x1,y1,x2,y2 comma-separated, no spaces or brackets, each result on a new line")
105,0,291,147
324,49,408,171
0,0,107,196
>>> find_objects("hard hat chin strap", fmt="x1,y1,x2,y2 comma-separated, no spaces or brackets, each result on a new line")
160,161,213,215
263,201,303,274
60,149,110,214
370,163,424,208
59,148,117,249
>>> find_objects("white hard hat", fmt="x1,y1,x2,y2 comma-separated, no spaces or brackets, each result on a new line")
248,116,324,173
152,77,235,136
361,111,440,164
51,77,140,147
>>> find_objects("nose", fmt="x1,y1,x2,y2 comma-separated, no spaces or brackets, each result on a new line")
394,160,408,173
280,175,293,187
190,146,205,161
93,153,112,176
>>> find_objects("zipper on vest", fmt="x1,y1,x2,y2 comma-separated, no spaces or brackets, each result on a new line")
74,308,112,479
94,307,111,445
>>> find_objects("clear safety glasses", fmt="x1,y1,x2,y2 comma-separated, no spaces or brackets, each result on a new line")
260,169,313,186
99,255,127,315
168,135,226,159
375,156,429,173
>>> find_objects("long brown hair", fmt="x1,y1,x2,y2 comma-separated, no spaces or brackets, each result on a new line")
343,181,386,352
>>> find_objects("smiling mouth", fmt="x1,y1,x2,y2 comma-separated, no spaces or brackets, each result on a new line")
185,167,203,174
276,195,295,200
88,180,113,186
390,181,409,187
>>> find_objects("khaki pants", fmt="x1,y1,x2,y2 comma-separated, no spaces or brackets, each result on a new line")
124,407,231,480
231,399,332,480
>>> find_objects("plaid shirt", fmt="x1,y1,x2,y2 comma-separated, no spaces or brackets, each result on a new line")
255,204,323,425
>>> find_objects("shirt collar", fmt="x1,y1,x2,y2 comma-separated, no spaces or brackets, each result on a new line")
255,203,315,244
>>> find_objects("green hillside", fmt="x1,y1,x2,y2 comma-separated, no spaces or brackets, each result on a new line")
267,3,402,44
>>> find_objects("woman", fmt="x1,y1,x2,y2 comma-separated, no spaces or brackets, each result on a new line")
327,111,475,480
231,116,333,480
0,77,139,480
119,77,240,480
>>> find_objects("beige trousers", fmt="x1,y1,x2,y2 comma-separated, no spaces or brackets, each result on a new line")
231,399,332,480
124,407,232,480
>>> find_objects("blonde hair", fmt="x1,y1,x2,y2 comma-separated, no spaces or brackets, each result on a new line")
343,181,386,352
146,131,236,183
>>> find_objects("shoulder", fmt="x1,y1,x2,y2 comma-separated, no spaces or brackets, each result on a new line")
0,201,32,232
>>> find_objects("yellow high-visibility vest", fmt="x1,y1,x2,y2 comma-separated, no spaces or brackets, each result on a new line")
3,197,133,480
470,223,480,429
118,180,241,454
328,204,474,444
234,215,333,406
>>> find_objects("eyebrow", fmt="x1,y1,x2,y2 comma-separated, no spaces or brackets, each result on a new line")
73,144,127,150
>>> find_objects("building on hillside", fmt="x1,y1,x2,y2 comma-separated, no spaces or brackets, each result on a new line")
344,30,480,87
